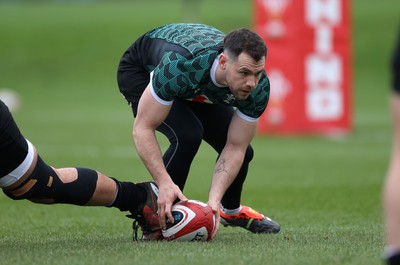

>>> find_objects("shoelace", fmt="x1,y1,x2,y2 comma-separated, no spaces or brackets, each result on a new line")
223,207,264,221
236,212,263,220
132,220,139,241
127,213,148,241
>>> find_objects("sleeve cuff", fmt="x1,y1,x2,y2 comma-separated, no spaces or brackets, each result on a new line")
236,109,258,123
149,79,173,106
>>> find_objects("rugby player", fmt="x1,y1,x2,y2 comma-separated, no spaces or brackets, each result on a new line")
117,23,281,238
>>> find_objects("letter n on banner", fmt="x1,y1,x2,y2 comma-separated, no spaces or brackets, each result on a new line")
254,0,352,135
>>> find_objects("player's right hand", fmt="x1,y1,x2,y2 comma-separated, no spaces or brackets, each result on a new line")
157,180,187,230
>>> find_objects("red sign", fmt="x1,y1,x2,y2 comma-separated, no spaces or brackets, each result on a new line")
254,0,352,135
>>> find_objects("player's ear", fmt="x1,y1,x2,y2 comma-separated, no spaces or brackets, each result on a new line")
219,53,227,70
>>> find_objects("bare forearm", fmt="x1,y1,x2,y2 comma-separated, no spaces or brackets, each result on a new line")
208,113,256,205
133,128,170,184
208,148,244,204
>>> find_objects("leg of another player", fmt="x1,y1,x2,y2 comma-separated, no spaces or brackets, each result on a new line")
3,145,145,213
52,167,117,206
384,93,400,265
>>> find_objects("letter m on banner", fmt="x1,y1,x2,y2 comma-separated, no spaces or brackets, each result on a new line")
254,0,352,135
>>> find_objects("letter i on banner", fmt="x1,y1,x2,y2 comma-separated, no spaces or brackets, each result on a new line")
254,0,352,135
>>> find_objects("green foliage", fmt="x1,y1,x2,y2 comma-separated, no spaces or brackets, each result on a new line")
0,0,398,264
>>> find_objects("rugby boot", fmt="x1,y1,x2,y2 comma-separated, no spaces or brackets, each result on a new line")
127,181,163,241
220,205,280,234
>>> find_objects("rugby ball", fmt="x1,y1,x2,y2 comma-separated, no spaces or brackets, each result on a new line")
162,200,215,241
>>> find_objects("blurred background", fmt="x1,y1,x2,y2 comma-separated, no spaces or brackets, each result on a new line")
0,0,274,182
0,0,399,196
0,0,399,263
0,0,398,205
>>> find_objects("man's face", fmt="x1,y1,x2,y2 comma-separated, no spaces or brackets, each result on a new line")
222,52,265,100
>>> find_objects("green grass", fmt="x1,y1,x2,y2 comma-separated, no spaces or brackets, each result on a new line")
0,0,398,264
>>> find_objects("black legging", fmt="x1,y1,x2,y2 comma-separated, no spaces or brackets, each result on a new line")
156,98,254,209
0,100,29,177
392,26,400,92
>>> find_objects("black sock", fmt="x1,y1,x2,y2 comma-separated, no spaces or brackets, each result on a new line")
386,252,400,265
110,179,146,213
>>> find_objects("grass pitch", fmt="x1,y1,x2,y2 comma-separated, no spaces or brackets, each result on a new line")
0,0,399,264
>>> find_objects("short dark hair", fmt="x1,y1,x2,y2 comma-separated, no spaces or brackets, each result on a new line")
223,28,267,62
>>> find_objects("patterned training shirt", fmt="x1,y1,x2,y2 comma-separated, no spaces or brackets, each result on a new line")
134,23,270,120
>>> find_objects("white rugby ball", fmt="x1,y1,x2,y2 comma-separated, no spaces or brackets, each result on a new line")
162,200,215,241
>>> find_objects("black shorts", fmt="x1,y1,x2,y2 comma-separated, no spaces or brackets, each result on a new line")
117,33,190,116
0,100,28,177
117,35,151,116
117,60,149,116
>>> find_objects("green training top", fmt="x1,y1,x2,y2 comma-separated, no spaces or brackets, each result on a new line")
138,23,270,121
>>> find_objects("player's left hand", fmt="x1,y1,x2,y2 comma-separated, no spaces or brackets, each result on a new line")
207,201,220,239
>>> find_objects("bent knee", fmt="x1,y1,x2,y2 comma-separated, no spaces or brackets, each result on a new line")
3,157,98,206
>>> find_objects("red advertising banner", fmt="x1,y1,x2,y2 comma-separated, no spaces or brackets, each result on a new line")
254,0,352,135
